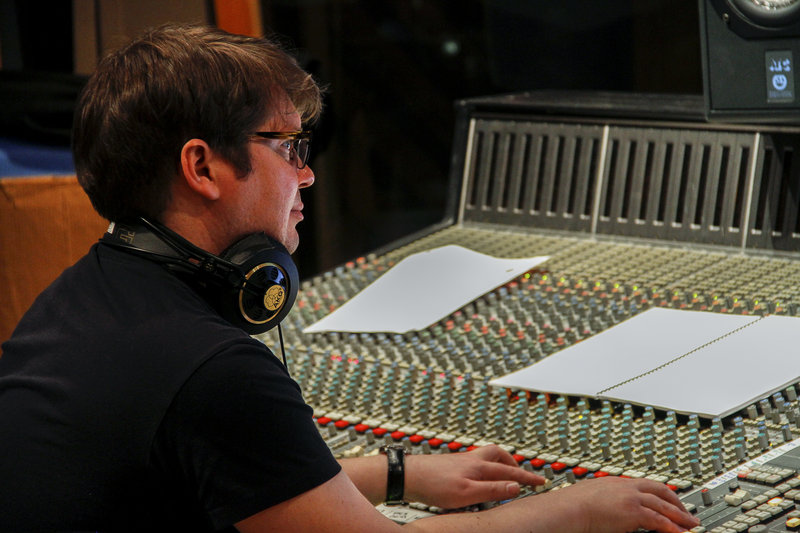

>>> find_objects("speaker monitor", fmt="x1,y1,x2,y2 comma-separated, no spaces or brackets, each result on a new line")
700,0,800,122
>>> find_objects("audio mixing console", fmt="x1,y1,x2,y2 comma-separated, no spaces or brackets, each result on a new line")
258,93,800,531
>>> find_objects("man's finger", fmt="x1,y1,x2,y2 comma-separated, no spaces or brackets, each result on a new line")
479,462,546,486
473,444,519,466
640,492,700,530
466,479,524,503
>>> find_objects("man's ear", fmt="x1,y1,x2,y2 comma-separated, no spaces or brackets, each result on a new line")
179,139,225,201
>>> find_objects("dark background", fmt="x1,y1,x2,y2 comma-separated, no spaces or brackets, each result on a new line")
0,0,703,278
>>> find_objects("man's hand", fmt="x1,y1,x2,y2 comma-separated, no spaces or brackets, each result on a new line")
241,453,699,533
530,476,700,533
403,444,545,509
404,475,700,533
336,447,699,533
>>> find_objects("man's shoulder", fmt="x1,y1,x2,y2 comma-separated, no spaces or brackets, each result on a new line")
4,242,256,376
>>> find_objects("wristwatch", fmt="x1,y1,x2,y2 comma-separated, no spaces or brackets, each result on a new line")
379,444,405,505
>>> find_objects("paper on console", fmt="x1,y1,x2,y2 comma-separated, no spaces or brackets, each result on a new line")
303,245,549,334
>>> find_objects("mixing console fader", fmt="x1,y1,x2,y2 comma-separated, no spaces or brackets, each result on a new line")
257,93,800,529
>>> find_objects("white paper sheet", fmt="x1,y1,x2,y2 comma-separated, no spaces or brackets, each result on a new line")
303,245,549,334
490,308,756,399
603,314,800,417
490,308,800,418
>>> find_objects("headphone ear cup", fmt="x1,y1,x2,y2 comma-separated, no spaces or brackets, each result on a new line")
216,234,299,335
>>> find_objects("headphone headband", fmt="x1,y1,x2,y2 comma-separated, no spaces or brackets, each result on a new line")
101,218,298,334
103,219,245,287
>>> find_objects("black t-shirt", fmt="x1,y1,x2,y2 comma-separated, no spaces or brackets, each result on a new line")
0,243,340,531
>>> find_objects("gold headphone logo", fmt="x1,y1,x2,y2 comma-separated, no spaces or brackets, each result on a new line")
264,285,286,311
239,262,288,324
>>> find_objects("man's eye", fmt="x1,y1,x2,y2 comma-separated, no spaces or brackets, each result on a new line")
280,140,293,152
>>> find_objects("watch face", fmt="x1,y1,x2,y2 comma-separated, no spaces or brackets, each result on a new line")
380,444,406,453
381,444,406,505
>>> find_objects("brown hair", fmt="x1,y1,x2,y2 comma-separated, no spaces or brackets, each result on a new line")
72,23,322,221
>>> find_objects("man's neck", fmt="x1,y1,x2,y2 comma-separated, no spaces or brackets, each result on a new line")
159,211,228,256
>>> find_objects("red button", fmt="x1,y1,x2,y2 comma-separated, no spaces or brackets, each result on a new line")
466,445,478,451
409,434,425,444
512,454,525,464
373,427,388,437
447,442,463,452
667,484,678,492
317,417,331,426
550,462,567,472
334,420,349,429
354,424,370,433
572,467,588,477
530,458,546,468
428,438,444,448
391,431,406,441
594,471,609,478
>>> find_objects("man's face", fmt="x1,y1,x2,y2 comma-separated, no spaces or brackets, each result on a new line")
230,99,315,254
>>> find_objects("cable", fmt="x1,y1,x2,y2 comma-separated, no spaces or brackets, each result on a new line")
277,323,289,376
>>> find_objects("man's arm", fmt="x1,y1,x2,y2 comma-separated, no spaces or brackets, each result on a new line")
339,444,545,507
234,470,700,533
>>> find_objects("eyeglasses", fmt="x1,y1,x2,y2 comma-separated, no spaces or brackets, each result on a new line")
251,130,312,169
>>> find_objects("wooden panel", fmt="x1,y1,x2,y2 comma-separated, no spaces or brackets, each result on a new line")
214,0,263,37
0,176,107,350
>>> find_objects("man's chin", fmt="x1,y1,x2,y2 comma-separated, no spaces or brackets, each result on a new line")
283,233,299,254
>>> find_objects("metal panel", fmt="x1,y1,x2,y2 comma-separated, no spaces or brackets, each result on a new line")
461,119,603,233
454,94,800,254
596,128,756,247
747,134,800,251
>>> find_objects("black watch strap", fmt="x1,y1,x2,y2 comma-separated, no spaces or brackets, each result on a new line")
380,445,405,505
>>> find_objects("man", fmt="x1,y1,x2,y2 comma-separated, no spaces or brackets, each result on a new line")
0,23,699,532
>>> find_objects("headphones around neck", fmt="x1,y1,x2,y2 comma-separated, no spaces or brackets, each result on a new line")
101,217,298,335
